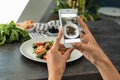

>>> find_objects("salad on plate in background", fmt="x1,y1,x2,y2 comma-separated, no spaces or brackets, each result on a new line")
32,41,54,60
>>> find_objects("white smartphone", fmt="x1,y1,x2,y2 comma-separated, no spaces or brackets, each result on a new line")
59,9,81,48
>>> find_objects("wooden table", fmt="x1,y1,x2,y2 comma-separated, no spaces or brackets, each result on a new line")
0,18,120,80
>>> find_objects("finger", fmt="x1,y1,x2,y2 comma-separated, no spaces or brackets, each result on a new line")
59,48,68,52
53,29,63,47
64,48,74,59
59,43,65,48
72,42,92,53
78,16,91,34
81,30,86,35
78,16,87,28
81,34,90,44
46,51,50,61
81,38,88,44
58,43,68,52
72,42,85,52
80,31,85,38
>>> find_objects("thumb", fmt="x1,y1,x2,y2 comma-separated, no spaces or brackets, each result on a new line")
72,42,89,52
53,29,62,47
64,48,74,60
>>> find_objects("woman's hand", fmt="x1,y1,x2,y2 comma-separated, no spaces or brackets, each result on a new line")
72,17,120,80
47,29,73,80
72,17,108,65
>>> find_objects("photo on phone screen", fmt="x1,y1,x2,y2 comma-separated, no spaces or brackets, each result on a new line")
60,14,81,44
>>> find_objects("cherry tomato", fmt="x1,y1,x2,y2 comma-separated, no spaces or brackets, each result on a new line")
36,51,41,54
43,55,47,60
36,42,42,46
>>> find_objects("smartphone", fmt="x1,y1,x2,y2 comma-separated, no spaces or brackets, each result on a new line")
59,9,81,48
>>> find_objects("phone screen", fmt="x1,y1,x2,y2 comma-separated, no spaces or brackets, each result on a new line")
60,13,81,44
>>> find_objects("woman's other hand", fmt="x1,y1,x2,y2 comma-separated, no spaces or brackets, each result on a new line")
47,29,73,80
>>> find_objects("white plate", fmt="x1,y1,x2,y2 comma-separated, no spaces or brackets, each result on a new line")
20,37,82,63
98,7,120,17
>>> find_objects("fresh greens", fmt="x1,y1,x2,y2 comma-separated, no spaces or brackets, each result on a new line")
48,41,54,46
0,21,30,46
36,50,48,59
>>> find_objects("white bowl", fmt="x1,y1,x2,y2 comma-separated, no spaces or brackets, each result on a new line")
26,24,36,32
16,23,36,32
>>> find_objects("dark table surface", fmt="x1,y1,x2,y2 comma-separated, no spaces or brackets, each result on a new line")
0,19,120,80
